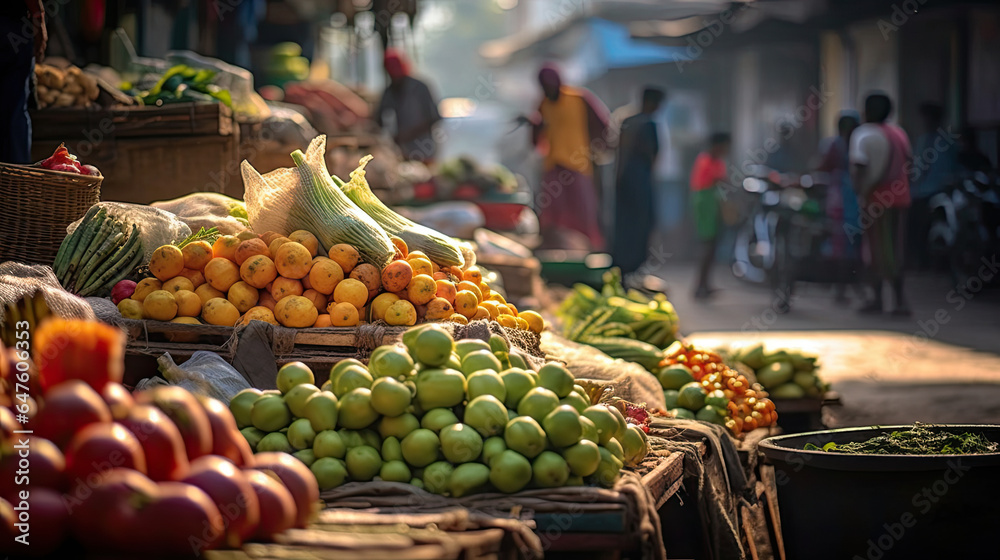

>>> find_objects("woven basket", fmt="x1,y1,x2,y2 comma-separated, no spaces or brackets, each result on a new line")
0,163,101,266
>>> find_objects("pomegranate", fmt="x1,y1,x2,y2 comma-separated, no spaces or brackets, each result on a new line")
118,405,189,481
18,488,70,557
64,423,146,486
0,437,65,498
137,482,225,555
252,452,319,528
136,386,212,460
243,469,296,541
199,397,254,467
100,382,135,420
69,468,157,553
32,380,111,448
182,456,260,548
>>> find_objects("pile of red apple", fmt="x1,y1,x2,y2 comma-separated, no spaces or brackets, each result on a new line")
0,340,319,557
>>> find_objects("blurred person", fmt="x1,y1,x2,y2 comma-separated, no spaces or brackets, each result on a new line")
215,0,265,70
818,111,861,301
690,133,731,300
850,92,912,315
376,48,441,164
909,103,958,268
0,0,45,163
529,65,610,249
957,128,992,174
612,87,665,275
767,121,806,174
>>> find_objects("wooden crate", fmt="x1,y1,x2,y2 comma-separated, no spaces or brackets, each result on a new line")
771,391,841,433
30,103,241,204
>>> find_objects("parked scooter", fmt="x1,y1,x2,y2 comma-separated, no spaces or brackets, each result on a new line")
927,171,1000,285
732,166,848,311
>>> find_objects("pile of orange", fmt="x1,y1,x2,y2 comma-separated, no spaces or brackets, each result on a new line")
123,229,544,333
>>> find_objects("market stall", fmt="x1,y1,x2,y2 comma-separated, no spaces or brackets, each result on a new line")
2,114,994,560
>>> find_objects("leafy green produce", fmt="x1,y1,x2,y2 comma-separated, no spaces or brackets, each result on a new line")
804,424,998,455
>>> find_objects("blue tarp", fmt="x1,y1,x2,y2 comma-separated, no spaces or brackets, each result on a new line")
589,18,695,69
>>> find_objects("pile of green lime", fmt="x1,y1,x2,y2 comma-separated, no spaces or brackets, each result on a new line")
230,323,649,496
657,364,727,425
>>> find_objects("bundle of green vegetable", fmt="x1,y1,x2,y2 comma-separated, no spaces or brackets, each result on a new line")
53,206,144,297
804,424,999,455
241,136,396,268
337,155,465,267
557,268,680,371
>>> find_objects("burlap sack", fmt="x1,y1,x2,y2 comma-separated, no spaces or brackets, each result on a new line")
0,262,96,322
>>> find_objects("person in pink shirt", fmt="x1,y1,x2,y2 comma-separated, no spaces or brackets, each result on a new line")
849,93,913,315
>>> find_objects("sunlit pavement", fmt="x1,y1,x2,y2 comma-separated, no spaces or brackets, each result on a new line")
650,263,1000,426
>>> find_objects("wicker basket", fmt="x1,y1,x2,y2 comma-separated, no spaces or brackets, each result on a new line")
0,163,101,266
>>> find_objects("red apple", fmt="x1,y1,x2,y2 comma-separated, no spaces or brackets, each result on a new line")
138,482,225,555
32,380,111,448
0,437,65,499
18,487,70,557
252,452,319,529
136,386,212,460
100,382,135,420
69,468,156,553
118,405,189,481
243,469,296,541
64,423,146,486
182,456,260,548
199,397,254,467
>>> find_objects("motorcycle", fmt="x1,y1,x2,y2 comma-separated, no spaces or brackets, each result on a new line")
732,166,850,311
927,171,1000,286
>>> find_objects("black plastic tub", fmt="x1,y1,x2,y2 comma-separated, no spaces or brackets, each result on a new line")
758,425,1000,560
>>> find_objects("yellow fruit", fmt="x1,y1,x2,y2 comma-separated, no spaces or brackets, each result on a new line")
454,290,479,319
308,259,344,295
234,238,270,266
448,313,469,325
328,244,359,274
333,278,369,309
463,267,483,285
162,276,194,294
370,293,400,321
227,281,260,313
327,301,360,326
478,283,492,300
177,268,206,289
519,310,544,334
149,245,185,282
260,231,284,246
142,290,177,321
407,258,433,277
174,290,202,317
194,284,225,306
117,299,143,320
202,297,240,326
258,290,278,311
270,277,303,300
274,295,319,328
425,297,454,321
288,230,319,257
239,254,278,289
406,274,437,306
514,317,530,330
313,314,332,328
506,302,519,316
384,300,417,326
472,306,490,321
182,241,213,271
497,314,517,329
302,289,327,312
457,281,483,302
496,304,513,317
434,280,457,304
268,236,292,257
237,306,278,327
212,235,241,262
487,292,507,305
131,278,162,302
480,301,500,320
275,242,312,279
204,258,240,292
